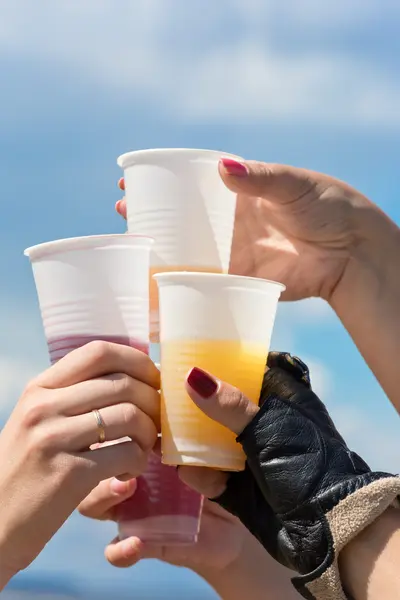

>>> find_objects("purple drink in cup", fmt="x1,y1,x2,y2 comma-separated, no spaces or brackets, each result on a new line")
117,450,203,544
24,234,203,545
47,334,149,364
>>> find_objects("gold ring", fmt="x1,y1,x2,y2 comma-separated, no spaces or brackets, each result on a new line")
92,409,106,444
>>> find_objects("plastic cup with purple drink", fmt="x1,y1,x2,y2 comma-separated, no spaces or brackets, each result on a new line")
24,233,203,545
116,445,204,544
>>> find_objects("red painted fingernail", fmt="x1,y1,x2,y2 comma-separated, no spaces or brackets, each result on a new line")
187,367,218,398
220,158,248,177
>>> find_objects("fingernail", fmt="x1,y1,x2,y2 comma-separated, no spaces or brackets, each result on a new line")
220,158,248,177
120,537,139,558
110,478,133,495
187,367,218,398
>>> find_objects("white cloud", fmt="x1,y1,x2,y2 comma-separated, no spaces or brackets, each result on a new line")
0,0,399,127
0,356,39,417
180,45,400,126
302,363,400,474
281,298,335,324
331,403,400,474
244,0,400,28
271,299,333,356
301,357,333,398
0,304,47,419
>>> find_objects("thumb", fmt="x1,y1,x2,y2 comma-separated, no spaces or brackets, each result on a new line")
218,158,321,205
185,367,259,435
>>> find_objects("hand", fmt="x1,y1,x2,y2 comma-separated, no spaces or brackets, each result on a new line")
116,164,400,410
116,160,377,302
0,341,160,585
79,477,300,600
79,482,244,572
178,353,400,599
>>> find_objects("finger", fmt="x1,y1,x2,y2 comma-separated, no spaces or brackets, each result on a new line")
266,352,311,388
185,367,259,435
218,159,326,205
34,341,160,390
115,199,127,220
105,535,169,568
78,477,137,521
80,439,148,482
178,465,228,499
118,177,125,191
67,403,158,452
105,536,144,568
58,373,160,427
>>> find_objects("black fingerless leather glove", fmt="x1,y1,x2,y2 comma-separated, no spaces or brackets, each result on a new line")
214,352,400,600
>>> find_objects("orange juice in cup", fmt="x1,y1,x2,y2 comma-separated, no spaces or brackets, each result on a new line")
160,339,268,471
155,272,285,472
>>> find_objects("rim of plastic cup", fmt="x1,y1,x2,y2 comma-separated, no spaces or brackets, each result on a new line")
153,271,286,294
24,234,154,261
117,148,243,169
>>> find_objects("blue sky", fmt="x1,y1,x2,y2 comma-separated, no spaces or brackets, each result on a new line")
0,1,399,597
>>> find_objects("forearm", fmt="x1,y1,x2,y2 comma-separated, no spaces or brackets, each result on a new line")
339,507,400,599
0,572,12,592
330,206,400,411
194,531,300,600
0,553,14,592
0,527,19,591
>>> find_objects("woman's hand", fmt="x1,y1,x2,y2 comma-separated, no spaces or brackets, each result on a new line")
117,160,380,302
78,481,300,600
117,161,400,408
0,341,160,587
79,487,244,571
177,353,400,600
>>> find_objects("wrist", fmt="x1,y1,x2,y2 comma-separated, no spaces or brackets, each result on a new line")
339,507,400,600
193,529,294,599
330,201,400,313
0,562,16,591
328,201,400,406
0,534,19,591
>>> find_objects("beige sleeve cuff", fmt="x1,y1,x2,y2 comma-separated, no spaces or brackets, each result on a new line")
304,477,400,600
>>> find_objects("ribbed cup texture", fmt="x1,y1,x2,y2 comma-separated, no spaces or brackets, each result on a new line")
128,209,234,270
40,296,149,362
123,155,237,270
117,451,203,544
160,339,268,471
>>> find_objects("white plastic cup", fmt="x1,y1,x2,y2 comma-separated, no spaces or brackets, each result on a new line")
117,148,242,341
25,235,203,545
24,234,152,361
155,272,285,472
